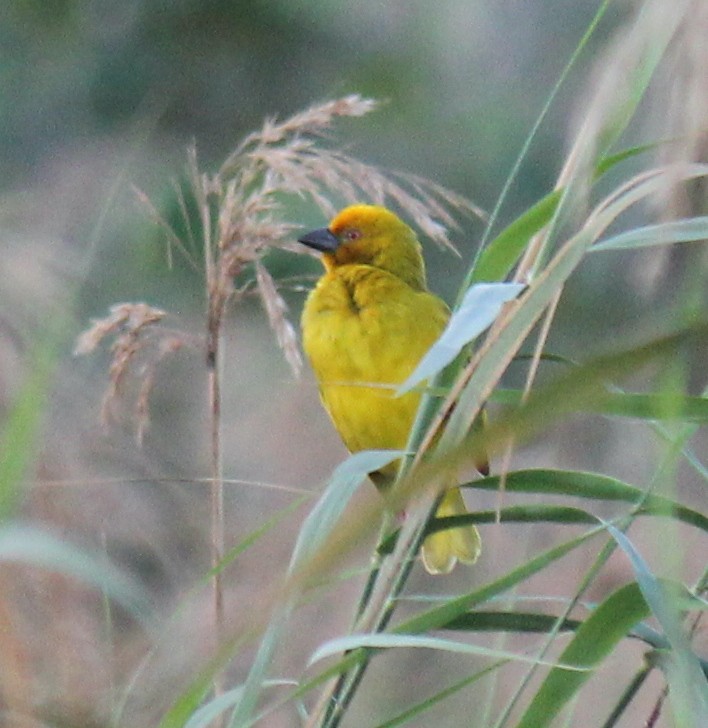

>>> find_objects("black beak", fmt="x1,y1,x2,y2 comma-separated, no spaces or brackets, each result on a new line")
297,227,339,253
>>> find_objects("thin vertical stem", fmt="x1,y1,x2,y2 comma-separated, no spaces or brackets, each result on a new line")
599,663,653,728
207,308,225,711
197,144,226,715
645,684,669,728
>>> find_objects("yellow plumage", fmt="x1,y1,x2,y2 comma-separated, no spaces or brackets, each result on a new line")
299,204,481,574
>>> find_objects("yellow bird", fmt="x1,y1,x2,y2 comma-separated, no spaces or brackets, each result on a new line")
299,204,483,574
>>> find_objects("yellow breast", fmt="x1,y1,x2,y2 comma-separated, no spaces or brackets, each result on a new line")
302,264,449,472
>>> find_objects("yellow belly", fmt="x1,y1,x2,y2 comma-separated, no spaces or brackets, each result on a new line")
302,264,449,479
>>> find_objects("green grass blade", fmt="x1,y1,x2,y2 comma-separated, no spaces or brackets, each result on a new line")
462,470,708,533
115,500,306,726
378,504,599,556
209,496,309,578
594,0,690,156
442,180,708,452
289,449,402,570
310,633,587,672
606,525,708,726
229,450,402,727
227,608,290,728
159,677,212,728
599,663,653,728
226,503,316,726
187,687,245,728
471,191,561,284
156,631,253,728
492,388,708,422
600,392,708,422
593,143,659,177
442,611,581,634
469,142,657,286
462,0,614,293
376,663,505,728
515,582,650,728
428,505,597,530
184,680,295,728
394,526,604,636
592,216,708,252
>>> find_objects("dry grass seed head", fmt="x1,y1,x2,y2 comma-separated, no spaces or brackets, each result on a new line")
74,303,166,356
255,262,303,378
220,94,379,175
74,303,186,439
220,95,483,252
135,336,185,445
191,96,485,385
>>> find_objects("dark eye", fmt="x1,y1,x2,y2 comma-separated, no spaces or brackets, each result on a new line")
344,229,362,241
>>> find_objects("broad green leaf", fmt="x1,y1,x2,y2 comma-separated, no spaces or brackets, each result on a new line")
471,192,561,284
467,143,654,289
606,525,708,726
516,582,651,728
398,283,525,395
289,449,403,570
592,216,708,252
462,470,708,534
310,633,586,672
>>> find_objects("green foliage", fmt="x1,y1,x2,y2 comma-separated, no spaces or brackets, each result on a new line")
607,525,708,726
515,583,651,728
471,191,561,285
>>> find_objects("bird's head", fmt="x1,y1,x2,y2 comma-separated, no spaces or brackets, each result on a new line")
298,204,427,290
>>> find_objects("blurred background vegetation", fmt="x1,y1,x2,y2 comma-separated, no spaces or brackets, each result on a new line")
1,1,705,726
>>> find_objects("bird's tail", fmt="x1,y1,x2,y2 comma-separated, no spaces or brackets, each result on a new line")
421,486,481,574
